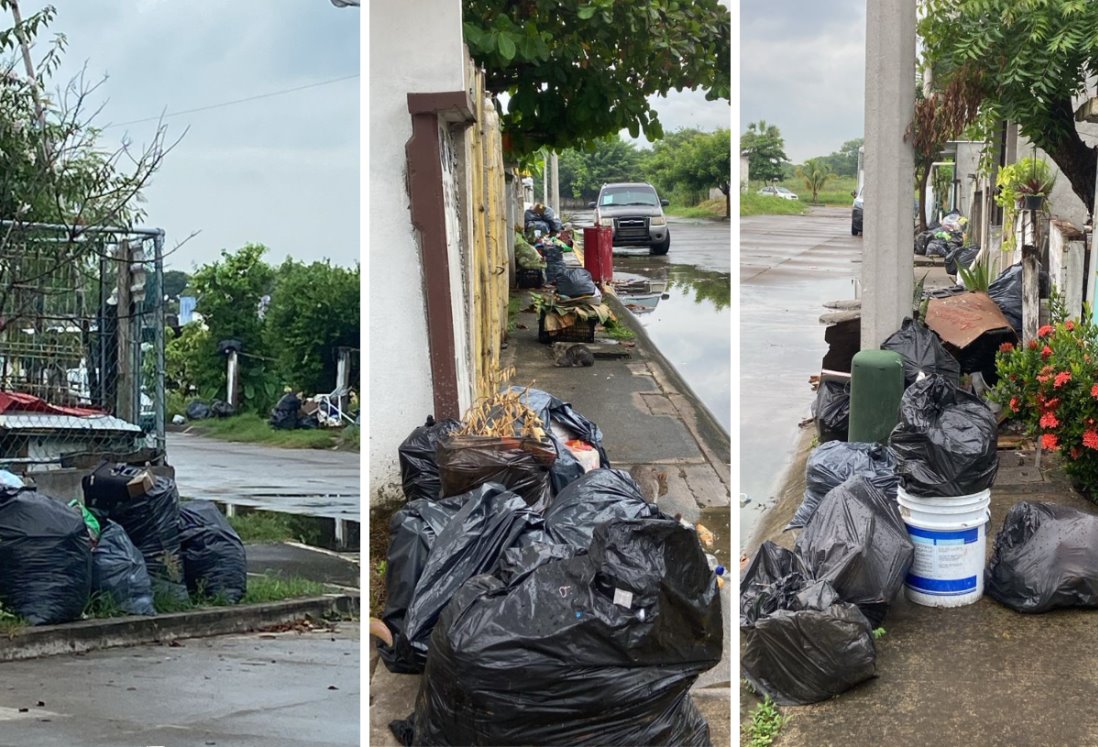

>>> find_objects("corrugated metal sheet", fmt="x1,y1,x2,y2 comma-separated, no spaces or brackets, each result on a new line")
0,414,141,432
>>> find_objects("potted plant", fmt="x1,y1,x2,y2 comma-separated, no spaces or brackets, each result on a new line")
995,156,1056,251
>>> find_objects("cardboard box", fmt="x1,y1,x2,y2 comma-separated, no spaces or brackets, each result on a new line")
126,469,155,498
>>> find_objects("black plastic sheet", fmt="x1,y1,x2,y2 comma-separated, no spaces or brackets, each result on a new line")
543,468,660,549
986,502,1098,613
740,542,876,705
813,380,850,443
889,374,998,497
92,520,155,616
881,317,961,387
398,417,461,501
794,476,914,627
178,501,247,603
0,489,92,625
405,519,722,746
787,441,898,530
988,263,1051,335
398,484,544,673
379,493,471,673
436,435,555,510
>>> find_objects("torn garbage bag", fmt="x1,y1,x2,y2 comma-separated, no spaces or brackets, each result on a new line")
398,416,460,501
787,441,898,530
0,488,92,625
543,467,660,549
435,434,555,510
794,476,914,627
740,542,877,705
505,386,610,494
813,379,850,442
397,484,544,673
986,502,1098,613
379,493,470,673
889,374,998,497
404,518,723,746
178,501,247,603
92,520,155,616
881,317,961,387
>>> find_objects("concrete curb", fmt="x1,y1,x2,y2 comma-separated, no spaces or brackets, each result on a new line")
604,292,731,461
0,593,359,662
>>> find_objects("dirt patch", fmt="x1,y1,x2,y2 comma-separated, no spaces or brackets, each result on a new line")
369,499,401,618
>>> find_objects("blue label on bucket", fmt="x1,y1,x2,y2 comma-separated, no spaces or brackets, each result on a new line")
907,573,978,594
906,524,980,544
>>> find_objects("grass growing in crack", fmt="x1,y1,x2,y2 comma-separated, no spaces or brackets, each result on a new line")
604,319,635,341
873,627,887,639
744,695,789,747
0,603,25,637
83,592,129,619
241,574,328,604
507,295,523,333
369,501,399,618
227,510,324,546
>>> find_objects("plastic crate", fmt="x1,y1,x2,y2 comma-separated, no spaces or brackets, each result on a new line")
516,268,545,289
538,311,597,344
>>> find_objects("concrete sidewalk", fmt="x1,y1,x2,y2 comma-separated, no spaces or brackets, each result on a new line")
368,261,733,745
742,438,1098,746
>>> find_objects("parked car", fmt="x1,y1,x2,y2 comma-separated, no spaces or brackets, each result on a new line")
852,186,863,236
757,185,799,200
588,182,671,255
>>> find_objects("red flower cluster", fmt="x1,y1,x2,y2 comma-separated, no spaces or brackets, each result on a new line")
1041,345,1054,360
1084,430,1098,451
999,342,1014,354
1038,324,1055,338
1042,433,1060,450
1054,371,1073,389
1040,412,1060,429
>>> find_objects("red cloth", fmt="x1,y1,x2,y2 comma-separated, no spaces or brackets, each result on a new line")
0,392,103,417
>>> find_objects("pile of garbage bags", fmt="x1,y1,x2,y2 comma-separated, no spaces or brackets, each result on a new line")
384,389,723,745
788,441,898,530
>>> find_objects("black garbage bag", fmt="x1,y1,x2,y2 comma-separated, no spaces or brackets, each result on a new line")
813,379,850,442
210,399,235,418
268,391,301,430
945,245,981,276
913,229,935,256
881,317,961,387
436,435,556,510
740,542,877,705
379,493,471,673
925,238,953,258
889,374,998,497
0,488,92,625
398,416,461,501
178,501,247,603
794,476,915,627
185,400,211,420
404,518,722,746
397,484,544,673
92,520,156,616
787,441,898,530
505,386,610,494
987,263,1052,335
494,540,577,585
543,467,660,549
556,267,597,298
986,502,1098,613
84,469,186,601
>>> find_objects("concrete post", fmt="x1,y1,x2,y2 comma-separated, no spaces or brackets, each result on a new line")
335,346,351,418
860,0,916,349
226,349,239,409
550,152,560,215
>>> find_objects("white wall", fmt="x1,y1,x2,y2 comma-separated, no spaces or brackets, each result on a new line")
368,0,467,504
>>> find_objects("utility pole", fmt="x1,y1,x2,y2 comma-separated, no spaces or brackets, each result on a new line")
550,152,560,215
860,0,916,349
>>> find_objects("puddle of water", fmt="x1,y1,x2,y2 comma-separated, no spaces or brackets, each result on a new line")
614,257,731,434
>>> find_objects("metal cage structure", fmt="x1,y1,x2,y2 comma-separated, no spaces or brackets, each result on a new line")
0,220,165,471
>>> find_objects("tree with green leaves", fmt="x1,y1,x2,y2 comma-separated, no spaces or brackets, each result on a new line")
264,259,359,397
558,137,644,201
796,158,833,205
920,0,1098,207
645,128,731,216
462,0,731,154
185,244,277,412
821,138,863,178
740,120,788,184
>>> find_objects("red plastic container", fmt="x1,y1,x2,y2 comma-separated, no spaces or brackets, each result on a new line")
582,226,614,284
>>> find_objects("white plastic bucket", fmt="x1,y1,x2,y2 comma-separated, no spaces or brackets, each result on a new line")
896,486,991,608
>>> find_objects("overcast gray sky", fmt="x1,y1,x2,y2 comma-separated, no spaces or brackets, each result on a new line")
740,0,865,163
21,0,359,271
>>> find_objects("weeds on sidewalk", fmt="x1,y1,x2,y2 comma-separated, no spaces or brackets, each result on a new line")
0,603,25,637
227,510,325,546
241,574,328,604
605,319,635,341
744,695,790,747
369,500,398,618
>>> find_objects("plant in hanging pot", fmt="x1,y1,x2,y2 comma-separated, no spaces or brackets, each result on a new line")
995,156,1056,252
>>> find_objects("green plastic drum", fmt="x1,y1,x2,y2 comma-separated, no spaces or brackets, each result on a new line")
848,350,905,444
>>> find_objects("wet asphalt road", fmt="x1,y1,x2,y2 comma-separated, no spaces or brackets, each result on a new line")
739,207,863,543
167,431,360,520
